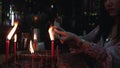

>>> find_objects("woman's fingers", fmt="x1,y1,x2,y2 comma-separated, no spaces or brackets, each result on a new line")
53,26,65,31
53,26,75,44
54,29,66,36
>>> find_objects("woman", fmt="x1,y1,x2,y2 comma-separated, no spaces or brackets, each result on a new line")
53,0,120,68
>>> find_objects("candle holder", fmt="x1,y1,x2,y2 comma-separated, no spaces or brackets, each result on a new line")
16,50,57,68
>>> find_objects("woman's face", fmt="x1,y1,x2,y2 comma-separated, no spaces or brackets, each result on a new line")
104,0,120,17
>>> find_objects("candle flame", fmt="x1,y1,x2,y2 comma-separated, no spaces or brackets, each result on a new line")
29,40,34,53
48,25,54,40
7,21,18,40
34,16,38,21
14,34,17,42
34,33,37,40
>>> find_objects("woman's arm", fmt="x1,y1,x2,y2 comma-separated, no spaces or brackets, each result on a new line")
77,39,107,62
54,25,107,62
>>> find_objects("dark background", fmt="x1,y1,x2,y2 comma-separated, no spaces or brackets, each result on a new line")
1,0,99,53
2,0,99,34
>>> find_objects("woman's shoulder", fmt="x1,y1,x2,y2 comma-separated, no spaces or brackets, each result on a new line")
83,25,100,41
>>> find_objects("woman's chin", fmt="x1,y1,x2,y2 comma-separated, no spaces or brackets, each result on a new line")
109,13,117,17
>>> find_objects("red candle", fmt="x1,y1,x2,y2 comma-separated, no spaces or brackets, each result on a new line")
6,39,10,64
6,22,18,64
48,25,55,58
31,53,34,68
48,25,55,68
56,45,60,66
51,41,54,59
14,34,17,62
14,42,16,55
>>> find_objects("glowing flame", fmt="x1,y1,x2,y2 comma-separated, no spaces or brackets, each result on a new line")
7,21,18,40
14,34,17,42
29,40,34,53
33,33,37,40
34,16,38,21
48,26,54,40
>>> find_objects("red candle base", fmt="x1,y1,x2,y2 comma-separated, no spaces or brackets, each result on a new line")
6,39,10,64
14,42,17,54
34,41,37,50
14,42,17,62
51,41,54,59
51,41,55,68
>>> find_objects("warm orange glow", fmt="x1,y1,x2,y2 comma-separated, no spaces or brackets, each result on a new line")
29,40,34,53
33,33,37,40
34,16,38,21
14,34,17,42
7,22,18,40
48,26,54,40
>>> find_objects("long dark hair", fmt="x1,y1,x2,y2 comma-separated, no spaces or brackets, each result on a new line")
97,0,120,41
99,11,114,40
116,21,120,41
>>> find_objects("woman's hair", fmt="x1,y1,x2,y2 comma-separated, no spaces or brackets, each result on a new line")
116,21,120,40
97,0,120,41
96,0,120,42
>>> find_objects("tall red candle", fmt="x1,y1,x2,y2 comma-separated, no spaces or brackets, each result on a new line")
51,41,55,68
48,25,55,58
14,34,17,62
51,41,54,59
31,53,34,68
13,42,17,68
6,22,18,64
6,39,10,64
48,25,55,68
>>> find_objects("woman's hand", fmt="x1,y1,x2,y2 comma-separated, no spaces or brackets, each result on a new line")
53,26,83,54
53,26,80,45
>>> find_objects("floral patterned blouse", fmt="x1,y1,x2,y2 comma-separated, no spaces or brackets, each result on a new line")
59,25,120,68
